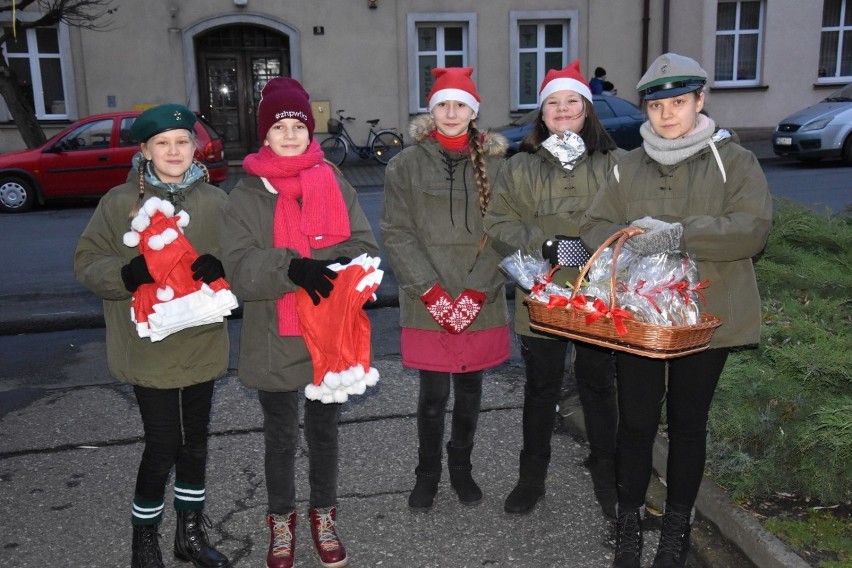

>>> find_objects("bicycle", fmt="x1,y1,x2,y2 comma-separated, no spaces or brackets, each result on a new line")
320,109,404,166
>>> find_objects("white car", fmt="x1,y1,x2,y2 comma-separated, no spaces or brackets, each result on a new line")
773,84,852,163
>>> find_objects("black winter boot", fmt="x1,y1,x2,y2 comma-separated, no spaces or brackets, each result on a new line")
651,503,694,567
446,442,482,505
173,509,230,567
503,451,549,514
132,524,165,568
612,505,643,568
408,451,442,511
584,454,618,522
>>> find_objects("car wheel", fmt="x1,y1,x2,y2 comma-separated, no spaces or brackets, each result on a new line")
0,176,36,213
842,136,852,165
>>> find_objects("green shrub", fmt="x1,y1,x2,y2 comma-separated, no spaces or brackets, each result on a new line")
706,200,852,504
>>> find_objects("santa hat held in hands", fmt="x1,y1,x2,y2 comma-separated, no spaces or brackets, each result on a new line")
427,67,481,115
539,59,593,104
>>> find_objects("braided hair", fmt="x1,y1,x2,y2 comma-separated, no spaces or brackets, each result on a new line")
467,119,491,217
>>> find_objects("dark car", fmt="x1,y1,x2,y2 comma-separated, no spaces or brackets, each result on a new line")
0,111,228,213
773,83,852,163
494,94,644,155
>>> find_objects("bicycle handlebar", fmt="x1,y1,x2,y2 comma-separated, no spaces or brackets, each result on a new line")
335,109,356,122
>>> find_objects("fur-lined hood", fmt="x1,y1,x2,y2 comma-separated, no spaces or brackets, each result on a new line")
408,114,509,157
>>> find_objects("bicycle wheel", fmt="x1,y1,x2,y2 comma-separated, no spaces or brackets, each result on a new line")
371,131,403,164
321,136,347,166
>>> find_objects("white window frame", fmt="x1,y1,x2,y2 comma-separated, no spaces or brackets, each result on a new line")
407,13,477,114
714,0,764,87
510,10,579,111
819,0,852,83
0,16,75,121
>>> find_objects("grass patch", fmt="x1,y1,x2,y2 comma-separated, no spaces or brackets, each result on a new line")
764,508,852,567
704,200,851,563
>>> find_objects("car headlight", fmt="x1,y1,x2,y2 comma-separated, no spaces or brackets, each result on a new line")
800,117,834,132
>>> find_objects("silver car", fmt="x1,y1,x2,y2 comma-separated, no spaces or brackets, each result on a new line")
773,83,852,163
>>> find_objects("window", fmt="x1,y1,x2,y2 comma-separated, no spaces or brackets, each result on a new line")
2,26,70,119
714,1,763,85
820,0,852,80
510,11,578,111
407,13,476,114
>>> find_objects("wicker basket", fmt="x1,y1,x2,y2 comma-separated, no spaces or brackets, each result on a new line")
525,227,722,359
327,118,342,135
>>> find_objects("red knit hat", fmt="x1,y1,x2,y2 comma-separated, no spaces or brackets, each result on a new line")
427,67,481,114
539,60,593,104
257,77,315,142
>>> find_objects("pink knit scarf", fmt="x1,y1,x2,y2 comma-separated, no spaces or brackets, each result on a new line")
243,140,351,335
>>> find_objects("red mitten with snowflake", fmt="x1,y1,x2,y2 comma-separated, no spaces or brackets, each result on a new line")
420,283,455,333
444,289,486,334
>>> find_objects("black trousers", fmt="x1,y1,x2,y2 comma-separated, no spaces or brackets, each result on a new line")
520,335,617,458
615,348,729,510
258,390,342,514
417,370,483,454
133,381,214,502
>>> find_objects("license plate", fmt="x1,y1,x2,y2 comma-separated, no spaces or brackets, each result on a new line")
775,137,792,145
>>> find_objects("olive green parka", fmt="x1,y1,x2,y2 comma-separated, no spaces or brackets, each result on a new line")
580,131,772,348
484,145,624,337
74,178,230,388
380,114,509,331
220,172,378,392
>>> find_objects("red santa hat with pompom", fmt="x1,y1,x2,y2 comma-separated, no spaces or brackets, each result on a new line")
123,196,238,342
539,59,593,104
297,254,383,404
427,67,481,115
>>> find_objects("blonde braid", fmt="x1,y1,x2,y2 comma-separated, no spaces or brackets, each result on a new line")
130,158,147,218
468,120,491,216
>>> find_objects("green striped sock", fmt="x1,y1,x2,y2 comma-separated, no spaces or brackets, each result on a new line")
131,497,164,526
174,481,205,511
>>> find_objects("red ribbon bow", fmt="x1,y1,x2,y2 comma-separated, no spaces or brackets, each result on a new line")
546,295,569,309
585,298,633,336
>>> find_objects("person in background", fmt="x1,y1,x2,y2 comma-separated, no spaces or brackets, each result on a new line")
484,61,622,525
74,104,231,568
601,81,617,96
589,66,608,95
380,67,510,512
220,77,378,568
581,53,772,568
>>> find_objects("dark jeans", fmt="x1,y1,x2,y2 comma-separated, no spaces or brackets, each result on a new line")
615,348,729,510
520,335,617,458
133,381,214,502
258,390,342,514
417,370,483,454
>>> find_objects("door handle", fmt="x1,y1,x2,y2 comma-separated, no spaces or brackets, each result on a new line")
98,155,109,161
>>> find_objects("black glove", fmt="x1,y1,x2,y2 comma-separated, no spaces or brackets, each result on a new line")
120,254,155,292
541,235,591,267
191,254,225,284
332,256,352,265
287,257,338,305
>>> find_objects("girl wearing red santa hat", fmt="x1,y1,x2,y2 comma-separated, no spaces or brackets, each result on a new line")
74,103,232,568
380,67,510,512
484,60,623,526
220,77,378,568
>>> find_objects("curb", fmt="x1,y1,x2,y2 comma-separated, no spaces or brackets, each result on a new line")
562,404,810,568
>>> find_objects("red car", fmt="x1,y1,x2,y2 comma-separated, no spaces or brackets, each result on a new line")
0,110,228,213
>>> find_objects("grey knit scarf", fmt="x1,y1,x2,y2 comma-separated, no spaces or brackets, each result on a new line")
640,114,716,165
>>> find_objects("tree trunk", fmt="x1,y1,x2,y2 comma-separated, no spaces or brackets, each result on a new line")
0,70,47,149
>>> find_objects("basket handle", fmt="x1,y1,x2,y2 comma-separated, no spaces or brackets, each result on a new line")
571,227,644,308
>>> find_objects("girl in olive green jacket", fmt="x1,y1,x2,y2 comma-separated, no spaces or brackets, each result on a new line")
380,67,509,512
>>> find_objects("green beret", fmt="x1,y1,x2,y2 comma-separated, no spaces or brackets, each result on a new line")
130,103,197,143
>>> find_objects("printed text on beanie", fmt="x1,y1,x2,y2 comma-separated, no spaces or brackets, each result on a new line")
257,77,315,142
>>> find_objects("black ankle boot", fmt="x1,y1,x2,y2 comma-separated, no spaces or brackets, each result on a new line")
651,503,694,567
173,509,230,567
408,451,442,511
132,524,165,568
584,454,617,522
504,451,549,515
612,505,643,568
446,442,482,505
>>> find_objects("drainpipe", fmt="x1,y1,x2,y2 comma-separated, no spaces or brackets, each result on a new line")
662,0,670,53
641,0,650,74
